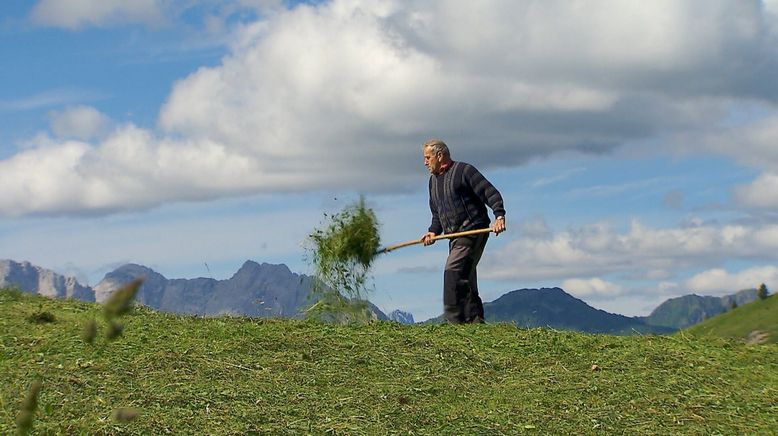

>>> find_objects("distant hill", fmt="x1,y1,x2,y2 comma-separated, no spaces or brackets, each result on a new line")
683,294,777,343
641,289,760,329
481,287,674,334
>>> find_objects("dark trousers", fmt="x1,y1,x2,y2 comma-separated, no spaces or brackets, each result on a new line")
443,233,488,324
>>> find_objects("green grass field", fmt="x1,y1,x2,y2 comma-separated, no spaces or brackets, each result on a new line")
2,288,776,434
684,294,778,343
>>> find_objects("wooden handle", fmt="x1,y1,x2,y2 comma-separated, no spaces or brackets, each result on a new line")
377,227,493,254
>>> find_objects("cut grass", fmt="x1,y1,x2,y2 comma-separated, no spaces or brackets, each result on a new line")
305,197,381,322
1,289,777,434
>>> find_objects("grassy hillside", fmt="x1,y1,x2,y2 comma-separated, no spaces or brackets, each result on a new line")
684,294,778,343
2,289,777,434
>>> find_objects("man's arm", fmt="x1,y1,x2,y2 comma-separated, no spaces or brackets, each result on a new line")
424,178,442,245
428,178,442,235
466,165,506,234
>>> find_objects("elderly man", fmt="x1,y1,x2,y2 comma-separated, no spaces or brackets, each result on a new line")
421,139,506,324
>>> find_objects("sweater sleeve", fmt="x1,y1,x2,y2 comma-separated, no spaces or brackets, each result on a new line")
428,177,443,235
465,165,506,218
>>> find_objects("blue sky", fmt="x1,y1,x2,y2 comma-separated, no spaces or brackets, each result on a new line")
2,0,778,321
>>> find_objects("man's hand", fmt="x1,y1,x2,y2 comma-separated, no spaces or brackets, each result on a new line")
421,232,437,246
493,216,506,235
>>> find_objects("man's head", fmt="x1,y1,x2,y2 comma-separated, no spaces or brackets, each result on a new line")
422,139,451,174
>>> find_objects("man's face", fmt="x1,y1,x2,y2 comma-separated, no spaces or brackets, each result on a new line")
423,148,442,174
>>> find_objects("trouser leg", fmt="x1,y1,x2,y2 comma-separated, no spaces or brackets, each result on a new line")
443,268,464,323
463,234,487,322
442,233,489,324
464,265,485,323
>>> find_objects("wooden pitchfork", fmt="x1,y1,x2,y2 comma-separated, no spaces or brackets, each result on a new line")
375,227,495,255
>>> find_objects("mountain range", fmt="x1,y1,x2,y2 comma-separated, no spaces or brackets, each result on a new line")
0,259,389,321
93,261,316,317
0,259,761,332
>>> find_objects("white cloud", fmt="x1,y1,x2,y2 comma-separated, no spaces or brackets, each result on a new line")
702,112,778,171
31,0,166,29
734,172,778,208
156,0,778,186
684,265,778,295
407,0,773,100
48,106,111,140
4,0,778,216
561,277,624,298
0,126,259,216
483,218,778,282
765,0,778,27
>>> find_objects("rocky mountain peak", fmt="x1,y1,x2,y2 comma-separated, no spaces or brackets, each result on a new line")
233,261,293,280
0,259,94,301
94,263,168,303
388,310,415,324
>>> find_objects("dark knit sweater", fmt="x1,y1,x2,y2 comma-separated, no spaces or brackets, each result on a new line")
428,161,506,235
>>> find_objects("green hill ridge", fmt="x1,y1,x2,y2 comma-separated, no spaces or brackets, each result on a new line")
642,288,760,330
684,294,778,343
482,288,674,334
2,289,776,434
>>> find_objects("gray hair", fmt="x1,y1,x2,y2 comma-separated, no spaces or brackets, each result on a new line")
422,139,450,157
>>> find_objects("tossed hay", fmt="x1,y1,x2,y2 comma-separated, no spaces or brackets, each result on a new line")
305,197,381,322
82,278,144,344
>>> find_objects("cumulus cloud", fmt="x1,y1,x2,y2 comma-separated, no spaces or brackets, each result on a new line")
482,218,778,282
765,0,778,26
4,0,778,216
31,0,167,29
561,277,624,298
684,265,778,295
48,106,112,140
734,172,778,208
0,126,259,216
